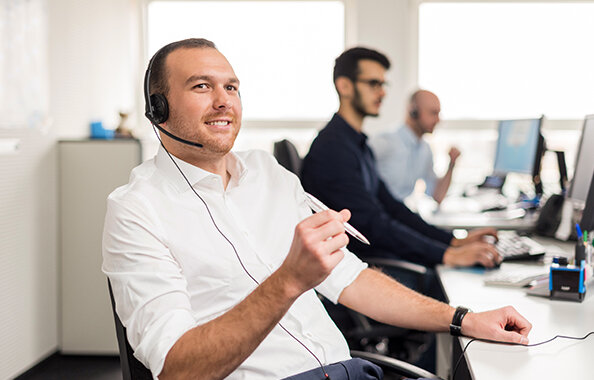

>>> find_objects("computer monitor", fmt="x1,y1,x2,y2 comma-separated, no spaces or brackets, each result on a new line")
493,118,544,176
567,115,594,204
579,172,594,232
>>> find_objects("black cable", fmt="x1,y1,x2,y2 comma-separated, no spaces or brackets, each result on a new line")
151,126,330,379
452,331,594,379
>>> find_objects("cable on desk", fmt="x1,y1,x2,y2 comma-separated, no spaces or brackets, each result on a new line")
452,331,594,380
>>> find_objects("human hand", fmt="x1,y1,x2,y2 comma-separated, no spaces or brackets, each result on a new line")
443,241,501,268
448,147,461,166
279,209,350,295
461,306,532,344
451,228,498,246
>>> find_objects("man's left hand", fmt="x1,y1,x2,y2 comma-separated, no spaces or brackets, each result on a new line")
461,306,532,344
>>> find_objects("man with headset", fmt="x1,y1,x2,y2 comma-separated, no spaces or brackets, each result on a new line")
301,48,499,272
369,90,460,204
103,38,531,380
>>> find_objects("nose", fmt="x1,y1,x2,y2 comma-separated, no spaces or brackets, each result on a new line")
213,86,233,111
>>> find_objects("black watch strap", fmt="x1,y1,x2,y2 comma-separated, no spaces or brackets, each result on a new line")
450,306,471,336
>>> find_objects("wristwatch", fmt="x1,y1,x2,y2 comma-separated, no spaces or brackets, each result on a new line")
449,306,471,336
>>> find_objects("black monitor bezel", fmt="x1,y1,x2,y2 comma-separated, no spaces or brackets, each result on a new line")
567,114,594,201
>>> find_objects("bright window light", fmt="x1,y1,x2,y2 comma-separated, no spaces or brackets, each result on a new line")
419,2,594,120
147,1,344,121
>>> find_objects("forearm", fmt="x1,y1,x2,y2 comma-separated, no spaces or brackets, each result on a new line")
433,165,454,204
338,268,454,332
160,267,301,380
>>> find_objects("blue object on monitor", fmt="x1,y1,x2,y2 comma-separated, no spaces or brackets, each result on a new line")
493,118,543,175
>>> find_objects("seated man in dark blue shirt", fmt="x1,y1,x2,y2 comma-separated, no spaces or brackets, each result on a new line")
301,47,500,269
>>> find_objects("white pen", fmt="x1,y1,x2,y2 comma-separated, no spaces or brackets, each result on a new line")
304,192,371,245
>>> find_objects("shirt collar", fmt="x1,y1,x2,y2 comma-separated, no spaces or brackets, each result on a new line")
331,113,369,149
154,146,248,193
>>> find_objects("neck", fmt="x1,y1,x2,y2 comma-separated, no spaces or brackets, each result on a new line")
337,104,364,132
164,142,232,189
405,119,423,139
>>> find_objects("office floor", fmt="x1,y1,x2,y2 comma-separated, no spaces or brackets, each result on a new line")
14,354,122,380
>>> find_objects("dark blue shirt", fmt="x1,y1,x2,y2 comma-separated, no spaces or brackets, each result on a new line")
301,113,453,266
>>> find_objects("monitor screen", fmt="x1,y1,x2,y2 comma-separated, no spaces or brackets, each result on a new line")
568,115,594,202
493,118,542,175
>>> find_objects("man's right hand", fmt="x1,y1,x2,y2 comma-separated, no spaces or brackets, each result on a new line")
279,209,350,296
443,241,501,268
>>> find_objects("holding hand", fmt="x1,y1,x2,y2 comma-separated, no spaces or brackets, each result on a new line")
461,306,532,345
279,209,351,295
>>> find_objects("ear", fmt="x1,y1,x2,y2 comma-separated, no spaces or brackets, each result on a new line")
335,76,354,99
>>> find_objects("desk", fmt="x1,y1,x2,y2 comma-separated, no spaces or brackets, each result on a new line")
437,237,594,379
423,209,538,231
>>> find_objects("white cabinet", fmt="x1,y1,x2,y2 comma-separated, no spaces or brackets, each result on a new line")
59,139,141,354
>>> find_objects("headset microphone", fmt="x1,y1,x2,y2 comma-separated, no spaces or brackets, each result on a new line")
144,48,204,148
152,123,204,148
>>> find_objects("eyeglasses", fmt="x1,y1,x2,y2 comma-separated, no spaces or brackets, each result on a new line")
356,79,389,91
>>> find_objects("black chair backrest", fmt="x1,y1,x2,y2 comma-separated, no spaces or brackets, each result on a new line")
273,139,302,176
107,280,153,380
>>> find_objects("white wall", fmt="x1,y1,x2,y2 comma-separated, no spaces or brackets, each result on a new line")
48,0,140,139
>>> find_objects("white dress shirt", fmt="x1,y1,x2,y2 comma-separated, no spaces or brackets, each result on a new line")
102,147,367,379
369,125,437,200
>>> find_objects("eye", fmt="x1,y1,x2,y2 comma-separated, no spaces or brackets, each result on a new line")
193,83,209,90
225,84,238,92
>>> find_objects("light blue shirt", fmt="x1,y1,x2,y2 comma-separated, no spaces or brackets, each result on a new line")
369,125,437,200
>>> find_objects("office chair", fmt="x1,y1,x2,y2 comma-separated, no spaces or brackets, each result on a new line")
107,280,439,380
107,280,153,380
273,139,303,175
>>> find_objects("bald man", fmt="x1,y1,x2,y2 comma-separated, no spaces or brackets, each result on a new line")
369,90,460,204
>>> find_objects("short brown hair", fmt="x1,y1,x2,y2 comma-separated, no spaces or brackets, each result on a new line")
148,38,217,97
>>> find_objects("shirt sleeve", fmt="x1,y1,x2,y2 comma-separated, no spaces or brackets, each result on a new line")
292,184,368,304
102,193,197,379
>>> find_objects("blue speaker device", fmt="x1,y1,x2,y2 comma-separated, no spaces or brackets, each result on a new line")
549,258,586,302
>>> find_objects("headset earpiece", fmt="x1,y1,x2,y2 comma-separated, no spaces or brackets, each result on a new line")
147,93,169,124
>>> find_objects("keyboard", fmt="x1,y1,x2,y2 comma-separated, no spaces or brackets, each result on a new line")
495,231,546,262
484,270,548,287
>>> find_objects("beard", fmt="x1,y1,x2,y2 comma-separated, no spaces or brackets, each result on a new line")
352,87,379,118
166,110,241,155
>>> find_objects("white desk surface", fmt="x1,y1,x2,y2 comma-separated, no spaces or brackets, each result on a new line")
437,238,594,379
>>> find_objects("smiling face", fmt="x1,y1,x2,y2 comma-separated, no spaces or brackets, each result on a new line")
161,47,242,162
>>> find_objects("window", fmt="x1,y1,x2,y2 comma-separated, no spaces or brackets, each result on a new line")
147,1,344,121
418,2,594,120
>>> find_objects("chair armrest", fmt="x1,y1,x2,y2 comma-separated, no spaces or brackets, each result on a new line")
350,350,443,379
364,257,428,294
364,257,428,276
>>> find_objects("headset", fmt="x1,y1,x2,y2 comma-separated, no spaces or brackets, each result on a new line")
143,45,330,379
144,47,204,148
408,91,420,120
